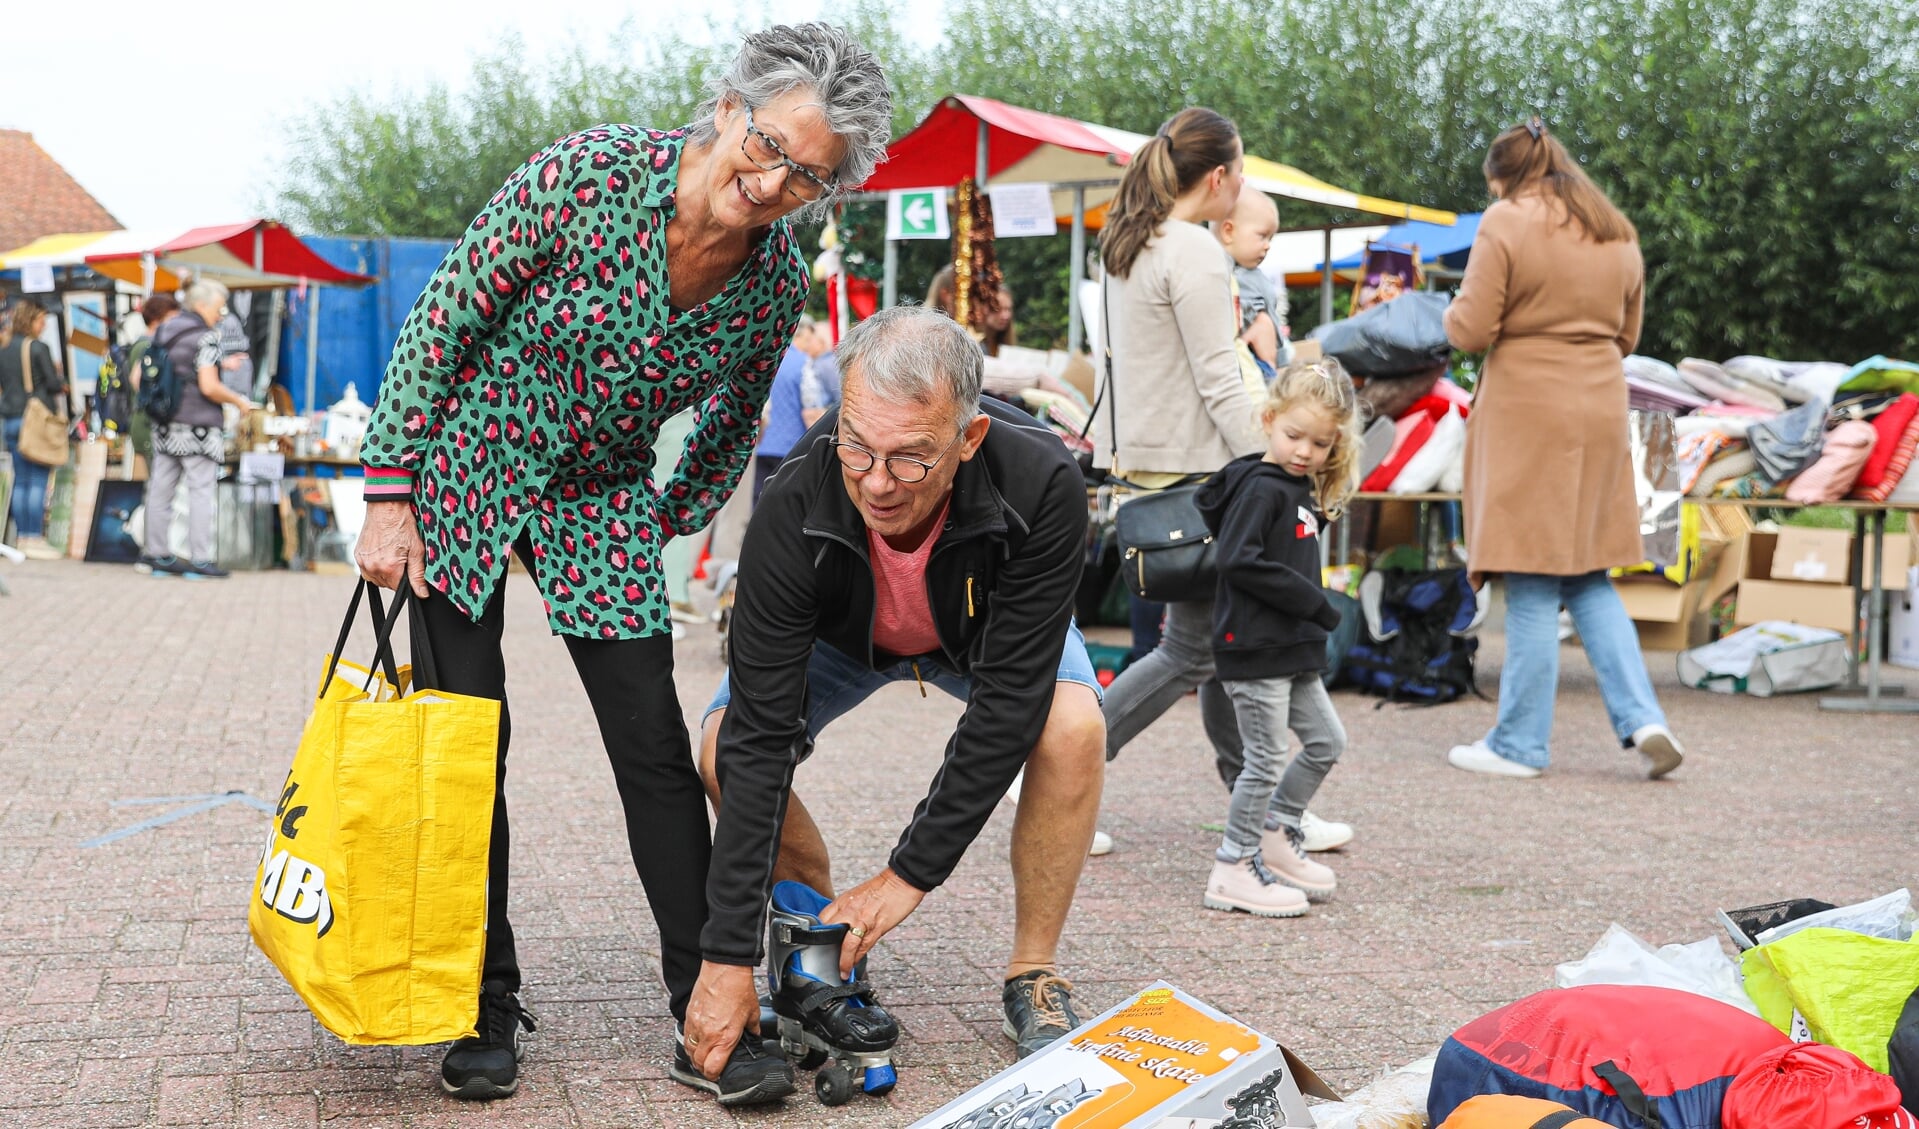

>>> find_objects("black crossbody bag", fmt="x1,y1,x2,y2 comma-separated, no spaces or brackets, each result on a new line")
1084,280,1219,604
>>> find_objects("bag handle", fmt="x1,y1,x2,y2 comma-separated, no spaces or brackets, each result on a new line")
1531,1111,1588,1129
1592,1061,1662,1129
319,579,408,699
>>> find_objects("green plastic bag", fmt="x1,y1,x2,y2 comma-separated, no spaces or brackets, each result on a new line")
1741,927,1919,1072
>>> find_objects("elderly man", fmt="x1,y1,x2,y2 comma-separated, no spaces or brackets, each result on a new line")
681,306,1105,1090
139,279,252,578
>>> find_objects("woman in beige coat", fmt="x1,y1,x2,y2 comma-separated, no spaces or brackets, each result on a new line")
1443,120,1684,781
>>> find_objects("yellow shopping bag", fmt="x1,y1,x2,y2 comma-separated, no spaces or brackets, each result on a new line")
249,582,500,1045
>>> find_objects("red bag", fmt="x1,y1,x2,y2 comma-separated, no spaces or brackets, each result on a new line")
1722,1043,1917,1129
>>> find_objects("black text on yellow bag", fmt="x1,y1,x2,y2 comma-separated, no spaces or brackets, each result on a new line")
248,582,500,1045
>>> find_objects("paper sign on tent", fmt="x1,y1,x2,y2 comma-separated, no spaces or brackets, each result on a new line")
987,182,1060,238
887,188,951,240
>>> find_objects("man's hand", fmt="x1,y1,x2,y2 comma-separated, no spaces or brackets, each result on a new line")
818,868,926,979
355,500,429,597
683,961,760,1081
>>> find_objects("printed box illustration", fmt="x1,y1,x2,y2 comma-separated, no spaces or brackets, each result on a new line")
909,982,1337,1129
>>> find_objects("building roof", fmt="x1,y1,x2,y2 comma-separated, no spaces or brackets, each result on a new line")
0,130,122,252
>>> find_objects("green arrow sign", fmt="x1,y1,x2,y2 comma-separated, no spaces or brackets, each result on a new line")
888,188,949,240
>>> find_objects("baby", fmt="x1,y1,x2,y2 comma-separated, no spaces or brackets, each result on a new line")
1214,185,1286,379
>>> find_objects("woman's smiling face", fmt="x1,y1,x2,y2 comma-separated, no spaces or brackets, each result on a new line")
706,89,847,230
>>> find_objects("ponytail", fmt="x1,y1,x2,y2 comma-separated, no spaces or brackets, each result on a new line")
1100,107,1241,279
1484,119,1635,244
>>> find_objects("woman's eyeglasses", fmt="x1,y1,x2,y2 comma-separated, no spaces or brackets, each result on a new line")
831,428,964,483
741,106,835,202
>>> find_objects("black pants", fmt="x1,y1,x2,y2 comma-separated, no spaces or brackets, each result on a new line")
409,538,711,1021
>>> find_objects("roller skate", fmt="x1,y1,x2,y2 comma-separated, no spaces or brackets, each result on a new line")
765,880,900,1106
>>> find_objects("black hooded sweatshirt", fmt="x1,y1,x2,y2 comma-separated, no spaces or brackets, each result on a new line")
1195,454,1343,681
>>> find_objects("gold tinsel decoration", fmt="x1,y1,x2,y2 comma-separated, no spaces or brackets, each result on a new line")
951,177,1004,338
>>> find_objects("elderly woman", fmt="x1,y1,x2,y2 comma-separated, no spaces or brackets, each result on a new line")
0,302,66,559
352,23,890,1106
142,280,253,577
1443,119,1684,781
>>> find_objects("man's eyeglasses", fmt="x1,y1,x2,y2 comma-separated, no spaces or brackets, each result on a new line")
832,428,963,484
741,106,835,202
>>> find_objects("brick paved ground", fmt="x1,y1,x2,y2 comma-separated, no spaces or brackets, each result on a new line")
2,560,1914,1127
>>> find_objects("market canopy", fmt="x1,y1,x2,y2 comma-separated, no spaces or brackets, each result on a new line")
864,94,1457,226
0,220,373,291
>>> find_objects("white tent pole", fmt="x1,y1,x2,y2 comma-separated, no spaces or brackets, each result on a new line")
304,284,320,414
1320,226,1335,326
253,229,264,271
882,237,898,309
140,252,155,294
976,121,989,185
1067,185,1086,354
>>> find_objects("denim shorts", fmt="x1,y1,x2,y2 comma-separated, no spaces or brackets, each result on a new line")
703,621,1101,752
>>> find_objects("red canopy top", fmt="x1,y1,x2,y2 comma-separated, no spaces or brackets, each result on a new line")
861,94,1135,192
84,219,372,289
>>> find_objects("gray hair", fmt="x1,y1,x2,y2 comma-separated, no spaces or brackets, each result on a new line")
838,306,982,422
689,23,892,223
183,278,228,315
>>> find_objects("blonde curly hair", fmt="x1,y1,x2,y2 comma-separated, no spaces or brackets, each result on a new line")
1261,357,1366,518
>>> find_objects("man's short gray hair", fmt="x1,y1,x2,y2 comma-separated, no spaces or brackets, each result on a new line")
838,306,982,422
183,278,228,315
689,23,892,223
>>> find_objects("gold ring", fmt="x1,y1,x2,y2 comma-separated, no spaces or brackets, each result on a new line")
850,926,868,938
686,1034,699,1046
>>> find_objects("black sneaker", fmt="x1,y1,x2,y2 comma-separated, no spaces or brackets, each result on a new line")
180,560,230,580
137,554,188,577
1002,970,1082,1058
441,981,537,1100
669,1029,796,1107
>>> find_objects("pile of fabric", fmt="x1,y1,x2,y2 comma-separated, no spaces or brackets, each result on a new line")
1631,355,1919,506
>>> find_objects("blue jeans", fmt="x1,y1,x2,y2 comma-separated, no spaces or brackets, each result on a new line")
3,416,52,537
704,621,1101,747
1488,571,1667,768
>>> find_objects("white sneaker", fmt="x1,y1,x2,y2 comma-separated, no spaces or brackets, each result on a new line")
1088,831,1113,857
1203,856,1309,918
1447,740,1543,779
1297,810,1353,852
1630,724,1684,780
18,536,61,561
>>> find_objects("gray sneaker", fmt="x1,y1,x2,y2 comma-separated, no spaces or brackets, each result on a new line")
1001,970,1081,1058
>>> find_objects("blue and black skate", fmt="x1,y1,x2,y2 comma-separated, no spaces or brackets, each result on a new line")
765,880,901,1106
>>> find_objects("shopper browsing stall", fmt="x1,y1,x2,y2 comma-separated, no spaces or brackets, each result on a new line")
141,280,252,579
351,23,891,1106
0,302,65,560
1194,359,1362,917
1443,119,1685,780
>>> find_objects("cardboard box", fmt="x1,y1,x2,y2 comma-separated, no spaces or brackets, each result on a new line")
907,982,1336,1128
1619,576,1712,651
1861,529,1915,590
1735,578,1858,636
1770,527,1852,584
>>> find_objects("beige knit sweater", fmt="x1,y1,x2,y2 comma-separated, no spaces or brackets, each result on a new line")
1091,219,1266,476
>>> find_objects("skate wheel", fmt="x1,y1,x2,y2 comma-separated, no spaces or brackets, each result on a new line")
862,1063,897,1096
815,1064,854,1106
797,1046,828,1071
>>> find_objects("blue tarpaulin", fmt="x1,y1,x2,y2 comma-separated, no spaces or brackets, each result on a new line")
1325,212,1482,273
276,236,451,413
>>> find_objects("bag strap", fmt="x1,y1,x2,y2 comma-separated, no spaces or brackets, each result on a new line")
1531,1112,1587,1129
319,579,408,699
18,340,29,400
1076,275,1118,463
1592,1061,1662,1129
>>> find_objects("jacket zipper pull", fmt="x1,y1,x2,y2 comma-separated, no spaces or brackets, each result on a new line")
911,660,928,697
967,576,975,618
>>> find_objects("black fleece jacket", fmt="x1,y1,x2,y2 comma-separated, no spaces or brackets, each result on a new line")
1195,455,1343,681
702,396,1086,966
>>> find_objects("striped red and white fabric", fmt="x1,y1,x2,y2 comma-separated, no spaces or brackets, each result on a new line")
1851,405,1919,504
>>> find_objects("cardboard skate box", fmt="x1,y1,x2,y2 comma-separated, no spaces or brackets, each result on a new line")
1727,530,1858,637
908,982,1337,1128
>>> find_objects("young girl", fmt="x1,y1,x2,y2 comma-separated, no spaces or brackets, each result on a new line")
1193,359,1364,917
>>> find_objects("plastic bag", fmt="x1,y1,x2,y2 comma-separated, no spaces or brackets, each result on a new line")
1756,887,1915,945
1676,621,1849,697
1311,292,1452,377
1311,1055,1435,1129
1554,923,1759,1015
1741,928,1919,1073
